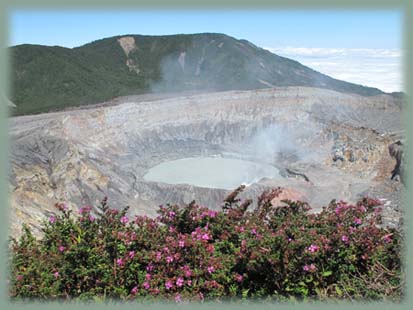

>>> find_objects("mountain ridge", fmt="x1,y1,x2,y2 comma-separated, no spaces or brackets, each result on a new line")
10,32,385,115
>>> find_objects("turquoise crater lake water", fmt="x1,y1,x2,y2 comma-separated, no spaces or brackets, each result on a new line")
143,157,280,190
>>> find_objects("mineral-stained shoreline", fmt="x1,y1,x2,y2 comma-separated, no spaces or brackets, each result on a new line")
8,87,405,237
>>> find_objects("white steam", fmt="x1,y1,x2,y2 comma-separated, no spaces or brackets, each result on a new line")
242,122,326,166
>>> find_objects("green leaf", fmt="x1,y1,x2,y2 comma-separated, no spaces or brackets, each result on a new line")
305,275,313,283
322,270,333,277
335,285,343,297
229,284,237,296
242,289,249,299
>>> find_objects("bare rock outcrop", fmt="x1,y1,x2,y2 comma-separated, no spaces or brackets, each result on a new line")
388,140,405,183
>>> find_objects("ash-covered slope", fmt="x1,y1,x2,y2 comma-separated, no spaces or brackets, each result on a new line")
11,33,384,115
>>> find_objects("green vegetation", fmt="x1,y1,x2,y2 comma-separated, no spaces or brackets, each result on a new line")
9,186,403,302
10,33,384,116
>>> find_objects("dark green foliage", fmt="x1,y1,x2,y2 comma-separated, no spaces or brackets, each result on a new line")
10,33,384,116
9,187,403,302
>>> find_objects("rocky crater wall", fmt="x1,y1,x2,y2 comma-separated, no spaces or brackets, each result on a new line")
8,87,404,237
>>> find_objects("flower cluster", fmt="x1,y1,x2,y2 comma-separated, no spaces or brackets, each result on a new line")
9,189,403,302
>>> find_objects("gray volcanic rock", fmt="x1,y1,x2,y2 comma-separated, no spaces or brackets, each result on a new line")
8,87,404,237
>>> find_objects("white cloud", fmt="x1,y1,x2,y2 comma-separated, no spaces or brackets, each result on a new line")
264,47,403,93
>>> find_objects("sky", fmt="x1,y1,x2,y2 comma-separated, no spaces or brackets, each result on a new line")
9,10,403,92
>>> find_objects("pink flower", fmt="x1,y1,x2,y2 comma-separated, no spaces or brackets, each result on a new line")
175,294,182,303
130,232,137,240
166,256,174,264
354,217,362,225
143,281,150,290
146,263,154,272
383,233,392,243
116,258,124,266
251,228,257,235
145,273,151,280
79,205,92,214
341,235,349,243
128,251,135,259
16,275,23,281
58,246,66,252
207,266,215,274
53,271,59,279
156,251,162,261
308,244,320,253
200,211,207,219
165,280,173,290
201,233,210,241
208,210,217,218
89,215,95,222
49,216,56,224
183,265,192,278
120,216,129,224
178,240,185,248
131,286,138,294
235,274,243,282
303,264,316,272
187,280,192,286
169,211,176,218
176,277,184,287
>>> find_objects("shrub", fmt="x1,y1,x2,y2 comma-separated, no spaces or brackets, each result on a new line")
9,187,404,302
